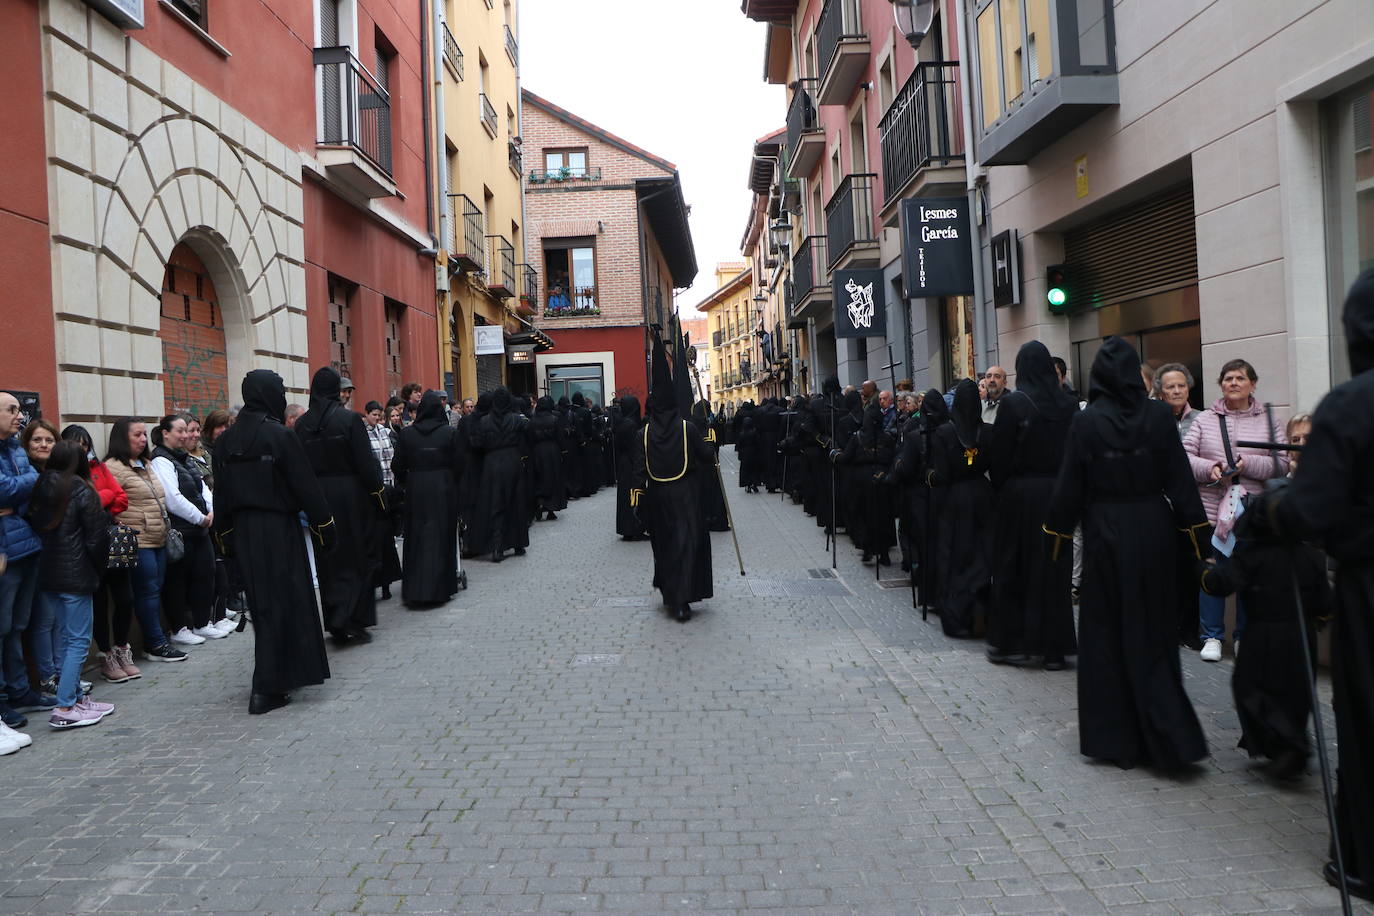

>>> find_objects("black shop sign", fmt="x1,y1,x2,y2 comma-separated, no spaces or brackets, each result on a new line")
832,269,887,339
901,197,975,298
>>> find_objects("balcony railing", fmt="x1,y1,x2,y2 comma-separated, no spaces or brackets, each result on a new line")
816,0,864,101
792,235,829,304
449,193,484,272
518,264,537,302
543,285,599,317
825,174,877,268
527,166,603,183
486,235,516,297
442,23,463,79
504,24,518,66
878,62,964,203
479,93,498,137
314,47,392,176
508,137,523,177
785,78,819,166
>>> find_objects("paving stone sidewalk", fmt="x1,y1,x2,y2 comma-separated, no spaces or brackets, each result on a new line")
0,454,1366,915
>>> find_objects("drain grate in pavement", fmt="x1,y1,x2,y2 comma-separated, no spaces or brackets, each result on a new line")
593,596,658,608
876,578,912,588
749,578,852,597
807,568,837,579
573,653,623,667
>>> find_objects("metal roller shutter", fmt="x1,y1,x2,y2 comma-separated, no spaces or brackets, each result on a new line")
1063,183,1197,310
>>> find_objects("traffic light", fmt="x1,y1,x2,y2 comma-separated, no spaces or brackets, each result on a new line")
1046,264,1070,314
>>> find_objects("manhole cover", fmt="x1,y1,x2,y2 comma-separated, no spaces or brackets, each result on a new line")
593,596,658,608
748,579,851,597
573,653,623,667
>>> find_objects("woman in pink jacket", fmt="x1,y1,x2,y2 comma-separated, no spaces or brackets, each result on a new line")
1181,358,1288,661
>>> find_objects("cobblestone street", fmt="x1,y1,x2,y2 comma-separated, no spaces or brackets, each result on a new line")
0,455,1365,915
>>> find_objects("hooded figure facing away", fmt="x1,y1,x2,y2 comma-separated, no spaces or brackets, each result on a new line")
295,367,385,645
528,397,567,521
393,391,465,605
471,387,531,562
986,341,1081,668
928,379,993,638
211,370,334,714
692,401,730,532
1046,336,1210,771
613,395,647,540
1265,269,1374,899
630,338,715,621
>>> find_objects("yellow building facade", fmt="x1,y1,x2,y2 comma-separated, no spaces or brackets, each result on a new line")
436,0,532,398
696,264,757,415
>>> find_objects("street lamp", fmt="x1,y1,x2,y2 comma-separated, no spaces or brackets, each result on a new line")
890,0,937,51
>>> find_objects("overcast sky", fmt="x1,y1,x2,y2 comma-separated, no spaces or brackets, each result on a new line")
519,0,785,315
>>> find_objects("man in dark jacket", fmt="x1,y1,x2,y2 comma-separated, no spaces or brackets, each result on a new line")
296,368,386,645
213,370,336,714
0,392,47,729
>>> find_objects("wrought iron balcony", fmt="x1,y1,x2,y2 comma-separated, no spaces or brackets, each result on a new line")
442,23,463,80
508,137,523,177
825,174,878,269
504,24,518,66
785,79,823,179
815,0,868,105
313,47,393,194
878,62,965,204
790,235,832,322
486,235,516,298
543,285,599,317
518,264,537,303
448,193,484,272
527,166,603,183
479,93,498,138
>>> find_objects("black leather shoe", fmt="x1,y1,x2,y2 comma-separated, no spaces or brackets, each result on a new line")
248,693,290,715
877,551,892,566
346,627,373,645
380,585,391,600
987,649,1030,666
1324,861,1373,901
674,604,692,622
328,628,353,645
514,547,526,556
1043,657,1067,671
546,511,558,520
491,549,504,563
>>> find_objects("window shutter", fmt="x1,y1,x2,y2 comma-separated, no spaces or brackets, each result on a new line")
1062,184,1197,309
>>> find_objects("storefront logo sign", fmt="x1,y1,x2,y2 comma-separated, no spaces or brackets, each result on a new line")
474,325,505,356
901,197,975,298
991,229,1021,307
833,269,886,339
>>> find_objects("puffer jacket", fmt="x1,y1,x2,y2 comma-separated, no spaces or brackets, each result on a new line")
90,460,128,515
1182,396,1288,524
107,457,168,548
0,434,41,560
28,472,109,594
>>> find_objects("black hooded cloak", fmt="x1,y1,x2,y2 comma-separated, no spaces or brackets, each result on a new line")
835,401,897,560
457,393,490,556
1268,269,1374,892
986,341,1080,663
472,387,531,558
693,401,730,532
569,392,598,498
927,379,992,637
1046,336,1209,769
529,396,568,515
211,370,331,694
295,367,384,639
613,396,648,539
393,392,464,604
556,396,582,500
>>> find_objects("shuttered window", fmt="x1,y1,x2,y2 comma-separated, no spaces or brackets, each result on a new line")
1062,183,1197,309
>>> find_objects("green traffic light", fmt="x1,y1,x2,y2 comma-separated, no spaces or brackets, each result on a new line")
1047,287,1067,307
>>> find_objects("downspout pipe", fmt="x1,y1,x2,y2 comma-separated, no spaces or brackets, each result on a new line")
433,0,452,391
954,0,993,372
419,0,435,247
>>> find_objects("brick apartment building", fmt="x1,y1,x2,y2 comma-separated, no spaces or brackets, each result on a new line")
521,90,696,405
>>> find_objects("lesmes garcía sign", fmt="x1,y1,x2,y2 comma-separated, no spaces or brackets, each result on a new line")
900,197,975,299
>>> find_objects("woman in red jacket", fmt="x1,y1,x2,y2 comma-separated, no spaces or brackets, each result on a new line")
61,427,139,684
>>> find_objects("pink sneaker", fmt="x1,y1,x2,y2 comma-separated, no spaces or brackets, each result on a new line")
49,705,103,729
76,697,115,717
100,653,132,683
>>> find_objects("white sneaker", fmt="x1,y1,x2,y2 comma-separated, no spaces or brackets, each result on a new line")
0,722,31,749
212,617,237,634
0,732,21,756
170,627,206,646
1200,638,1223,662
191,625,227,640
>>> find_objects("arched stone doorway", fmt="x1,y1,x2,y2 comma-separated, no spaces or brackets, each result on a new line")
161,241,230,418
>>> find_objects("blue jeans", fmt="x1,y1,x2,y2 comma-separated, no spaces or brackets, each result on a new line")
0,553,39,702
26,591,60,683
45,592,92,708
1200,553,1245,642
132,547,169,649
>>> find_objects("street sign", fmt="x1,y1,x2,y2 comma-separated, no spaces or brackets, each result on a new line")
832,269,886,339
991,229,1021,307
900,197,975,298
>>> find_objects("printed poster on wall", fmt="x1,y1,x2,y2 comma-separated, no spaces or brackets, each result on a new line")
474,325,505,356
832,269,886,339
901,197,975,298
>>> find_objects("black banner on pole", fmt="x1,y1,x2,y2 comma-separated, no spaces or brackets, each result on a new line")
833,269,886,339
901,197,975,298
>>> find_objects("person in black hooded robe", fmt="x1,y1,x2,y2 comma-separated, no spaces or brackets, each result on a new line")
756,400,784,493
835,401,897,563
1045,336,1210,771
986,341,1080,669
894,389,950,609
528,396,567,521
613,395,648,540
457,393,489,557
734,403,763,492
831,390,865,546
556,396,581,500
472,387,531,562
692,400,730,531
393,391,464,605
1259,269,1374,899
295,367,384,644
569,393,598,497
630,339,714,622
211,370,332,714
930,380,992,638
